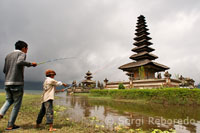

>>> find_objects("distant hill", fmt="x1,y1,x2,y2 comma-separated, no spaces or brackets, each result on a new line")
0,80,4,89
0,80,43,90
197,84,200,88
24,81,43,90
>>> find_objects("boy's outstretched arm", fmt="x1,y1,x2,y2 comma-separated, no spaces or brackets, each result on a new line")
55,89,64,93
55,83,68,93
62,83,67,87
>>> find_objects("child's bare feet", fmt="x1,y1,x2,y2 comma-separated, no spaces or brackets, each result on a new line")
49,124,56,131
0,115,3,120
35,124,40,128
49,128,57,131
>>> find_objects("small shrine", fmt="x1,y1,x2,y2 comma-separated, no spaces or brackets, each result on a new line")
67,71,96,93
82,71,96,88
179,75,195,88
119,15,169,80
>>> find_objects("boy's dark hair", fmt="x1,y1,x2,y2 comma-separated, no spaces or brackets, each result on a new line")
46,75,52,77
15,40,28,50
45,70,56,77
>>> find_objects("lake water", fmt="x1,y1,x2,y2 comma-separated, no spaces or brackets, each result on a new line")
55,93,200,133
0,89,42,94
0,81,64,94
1,82,200,133
0,81,43,94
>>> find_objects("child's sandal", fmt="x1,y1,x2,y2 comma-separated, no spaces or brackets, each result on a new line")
5,125,20,131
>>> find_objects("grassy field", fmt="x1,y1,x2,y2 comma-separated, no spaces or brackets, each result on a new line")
90,88,200,105
0,93,177,133
0,93,113,133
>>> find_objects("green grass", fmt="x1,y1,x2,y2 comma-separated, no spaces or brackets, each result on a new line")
0,93,177,133
75,93,147,104
90,88,200,105
0,93,112,133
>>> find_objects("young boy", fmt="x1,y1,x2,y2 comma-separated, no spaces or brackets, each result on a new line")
0,40,37,131
36,69,67,131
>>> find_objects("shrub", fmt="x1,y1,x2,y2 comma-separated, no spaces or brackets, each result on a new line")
90,88,200,105
118,83,125,89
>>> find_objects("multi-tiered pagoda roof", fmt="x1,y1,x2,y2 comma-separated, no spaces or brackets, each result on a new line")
119,15,169,79
82,71,95,85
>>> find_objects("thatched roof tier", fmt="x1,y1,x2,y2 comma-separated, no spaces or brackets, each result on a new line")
138,15,145,18
135,27,149,32
136,18,146,24
134,34,152,41
136,22,147,27
135,30,149,36
85,75,93,79
133,39,152,47
137,15,145,22
129,51,158,61
119,59,169,72
104,78,108,83
136,24,147,29
126,72,134,76
82,80,95,83
86,71,92,75
132,45,154,53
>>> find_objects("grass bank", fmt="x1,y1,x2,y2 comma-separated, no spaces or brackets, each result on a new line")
74,93,147,105
0,93,112,133
0,93,177,133
90,88,200,105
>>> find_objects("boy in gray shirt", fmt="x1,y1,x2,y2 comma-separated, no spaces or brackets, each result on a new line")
0,40,37,131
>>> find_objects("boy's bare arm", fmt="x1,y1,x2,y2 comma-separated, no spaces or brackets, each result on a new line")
62,83,67,87
55,89,65,93
55,83,67,93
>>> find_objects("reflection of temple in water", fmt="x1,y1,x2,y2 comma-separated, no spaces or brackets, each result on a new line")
64,95,200,132
68,95,91,117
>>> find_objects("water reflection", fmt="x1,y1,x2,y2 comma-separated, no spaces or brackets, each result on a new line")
55,93,200,132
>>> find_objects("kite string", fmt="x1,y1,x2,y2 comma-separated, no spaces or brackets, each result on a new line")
37,57,76,65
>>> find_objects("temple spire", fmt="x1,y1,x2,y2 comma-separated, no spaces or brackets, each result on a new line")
119,15,169,80
130,15,157,61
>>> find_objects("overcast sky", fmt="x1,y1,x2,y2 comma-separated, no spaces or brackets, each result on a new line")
0,0,200,85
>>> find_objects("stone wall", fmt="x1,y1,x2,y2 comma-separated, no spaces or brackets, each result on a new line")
105,78,181,89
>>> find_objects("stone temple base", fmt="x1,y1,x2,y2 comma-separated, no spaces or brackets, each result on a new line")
105,78,181,89
67,87,90,93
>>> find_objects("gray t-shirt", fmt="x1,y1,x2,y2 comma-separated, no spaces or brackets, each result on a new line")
3,50,32,85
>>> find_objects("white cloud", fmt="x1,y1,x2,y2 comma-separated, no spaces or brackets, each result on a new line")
0,0,200,84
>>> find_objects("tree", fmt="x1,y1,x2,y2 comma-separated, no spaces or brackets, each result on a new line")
139,66,145,79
